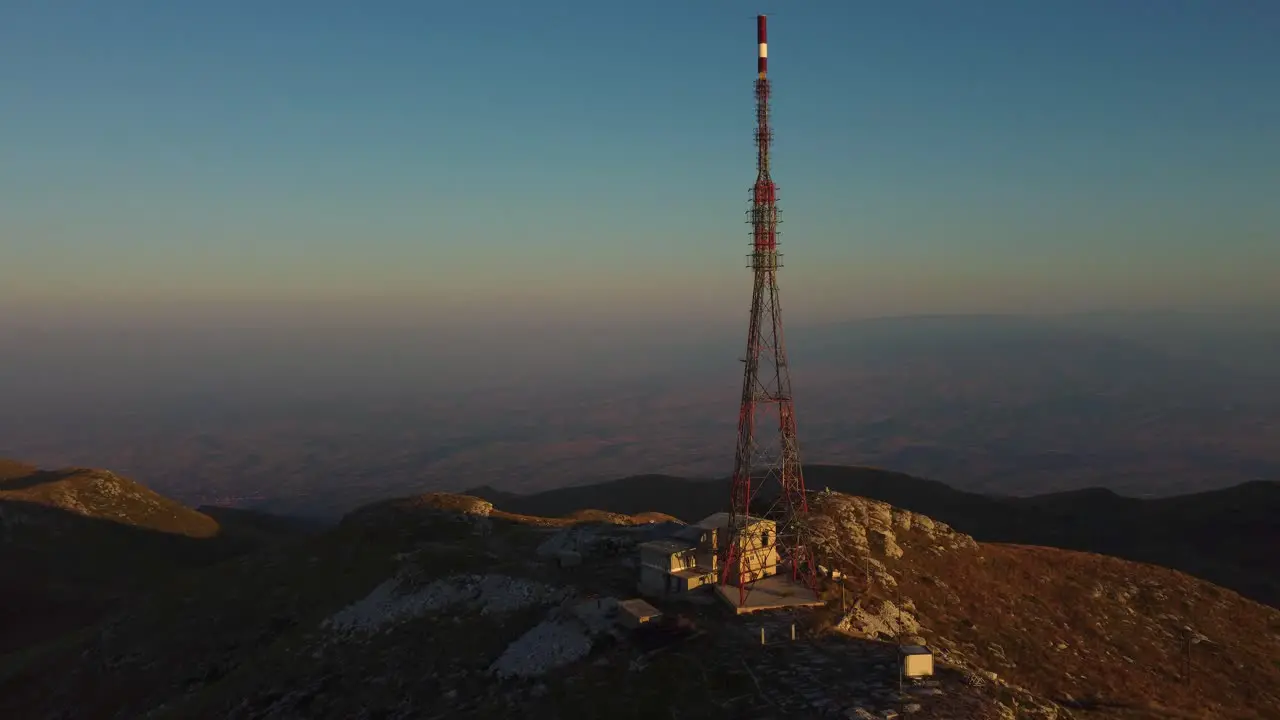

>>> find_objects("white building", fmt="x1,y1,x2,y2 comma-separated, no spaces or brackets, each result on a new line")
635,512,779,597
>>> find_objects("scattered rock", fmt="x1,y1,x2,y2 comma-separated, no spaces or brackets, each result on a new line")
324,573,569,635
837,599,920,640
488,615,598,678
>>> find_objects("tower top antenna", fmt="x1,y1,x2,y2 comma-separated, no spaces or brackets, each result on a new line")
756,15,768,79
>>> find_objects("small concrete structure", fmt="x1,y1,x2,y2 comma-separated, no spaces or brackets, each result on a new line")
617,598,663,628
556,550,582,568
900,645,934,678
638,563,715,596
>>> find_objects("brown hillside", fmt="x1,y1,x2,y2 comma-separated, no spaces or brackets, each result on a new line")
342,492,681,532
0,465,218,538
0,490,1045,719
5,487,1277,719
807,491,1280,719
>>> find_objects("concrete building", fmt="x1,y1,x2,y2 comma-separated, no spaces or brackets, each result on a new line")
637,536,717,596
635,512,779,596
698,512,778,585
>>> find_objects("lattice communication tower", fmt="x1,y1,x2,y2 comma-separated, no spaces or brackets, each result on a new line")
719,14,819,606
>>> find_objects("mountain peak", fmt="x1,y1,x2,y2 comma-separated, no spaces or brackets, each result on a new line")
0,464,218,538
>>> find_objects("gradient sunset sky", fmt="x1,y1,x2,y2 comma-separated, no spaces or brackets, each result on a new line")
3,0,1277,329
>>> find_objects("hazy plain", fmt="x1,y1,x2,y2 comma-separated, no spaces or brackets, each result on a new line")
2,311,1277,518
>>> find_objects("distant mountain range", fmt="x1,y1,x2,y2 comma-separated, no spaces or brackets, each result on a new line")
466,464,1280,609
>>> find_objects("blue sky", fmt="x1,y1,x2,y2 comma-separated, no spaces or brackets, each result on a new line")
3,0,1277,328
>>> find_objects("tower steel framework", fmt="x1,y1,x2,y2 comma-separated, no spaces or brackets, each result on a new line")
720,14,818,606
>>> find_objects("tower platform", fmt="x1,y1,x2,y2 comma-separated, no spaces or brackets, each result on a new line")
714,575,823,615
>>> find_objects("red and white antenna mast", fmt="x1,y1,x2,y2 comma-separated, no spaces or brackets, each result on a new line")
720,14,818,606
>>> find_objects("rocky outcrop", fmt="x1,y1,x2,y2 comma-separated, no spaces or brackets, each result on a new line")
807,489,977,575
836,598,921,640
339,493,496,540
868,527,904,559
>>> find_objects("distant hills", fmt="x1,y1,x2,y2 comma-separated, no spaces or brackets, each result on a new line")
466,464,1280,608
5,311,1279,514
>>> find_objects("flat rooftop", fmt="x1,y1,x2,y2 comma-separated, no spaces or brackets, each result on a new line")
671,568,714,580
638,539,695,555
698,512,774,531
618,598,662,619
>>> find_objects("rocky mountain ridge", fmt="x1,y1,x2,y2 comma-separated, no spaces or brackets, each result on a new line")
1,465,219,538
468,465,1280,608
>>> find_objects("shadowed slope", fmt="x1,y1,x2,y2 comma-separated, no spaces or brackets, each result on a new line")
807,490,1280,719
0,459,313,654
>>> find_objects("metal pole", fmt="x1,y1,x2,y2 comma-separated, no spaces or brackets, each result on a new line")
897,586,903,642
864,505,872,590
897,585,904,697
898,650,903,697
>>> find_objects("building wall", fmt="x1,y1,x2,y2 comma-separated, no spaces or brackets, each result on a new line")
638,565,670,597
695,548,717,573
670,549,698,572
733,545,778,575
640,543,701,571
639,545,698,573
683,571,716,591
696,528,718,572
724,518,779,584
727,555,778,584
